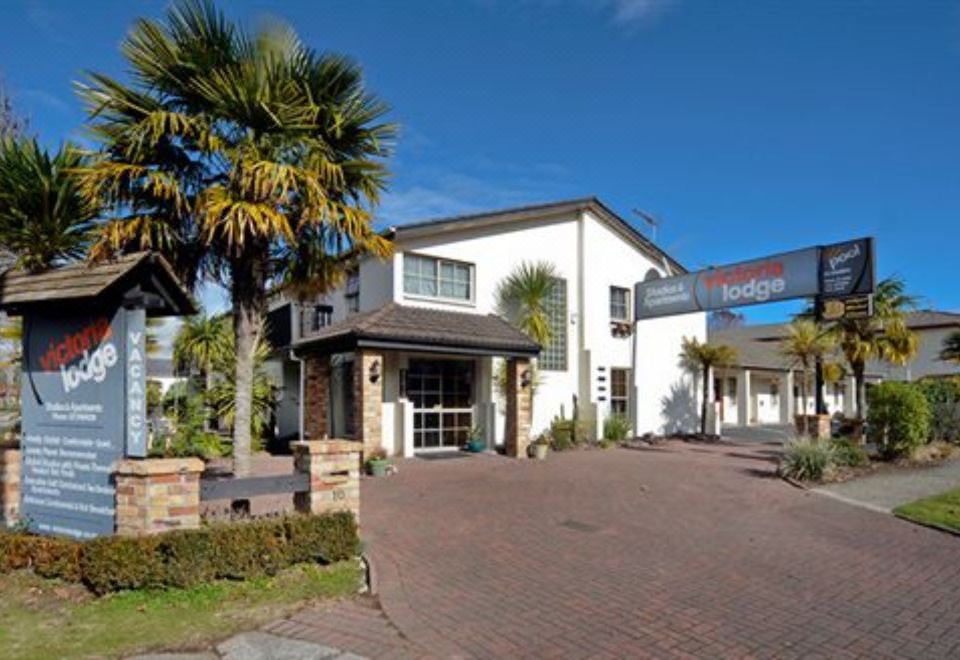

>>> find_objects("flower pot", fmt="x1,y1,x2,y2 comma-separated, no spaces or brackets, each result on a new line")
532,443,549,460
367,459,390,477
466,438,486,453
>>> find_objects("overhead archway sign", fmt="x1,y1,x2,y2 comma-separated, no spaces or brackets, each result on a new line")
634,238,874,320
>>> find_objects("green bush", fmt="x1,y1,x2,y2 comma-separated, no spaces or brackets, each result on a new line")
780,440,834,482
1,512,359,595
830,438,869,468
549,416,577,451
867,382,932,459
916,378,960,444
602,413,631,443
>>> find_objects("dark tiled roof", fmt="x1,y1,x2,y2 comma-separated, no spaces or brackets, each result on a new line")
387,197,687,275
0,252,195,316
904,310,960,329
295,303,540,357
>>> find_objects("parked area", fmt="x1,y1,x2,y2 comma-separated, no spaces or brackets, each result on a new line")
271,442,960,658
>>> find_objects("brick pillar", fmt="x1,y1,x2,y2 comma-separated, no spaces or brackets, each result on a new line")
304,355,330,440
0,444,21,527
505,358,533,458
354,350,383,457
114,458,204,536
292,440,361,522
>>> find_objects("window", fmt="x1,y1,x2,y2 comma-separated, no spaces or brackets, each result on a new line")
610,368,630,414
403,254,472,301
345,268,360,313
300,304,333,337
610,286,630,321
540,277,567,371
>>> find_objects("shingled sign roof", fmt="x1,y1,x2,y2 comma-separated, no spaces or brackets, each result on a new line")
0,252,195,317
296,303,540,357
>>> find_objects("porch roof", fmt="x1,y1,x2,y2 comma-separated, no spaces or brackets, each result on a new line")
294,303,540,358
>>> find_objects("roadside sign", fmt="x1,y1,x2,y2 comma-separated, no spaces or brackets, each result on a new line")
822,294,873,321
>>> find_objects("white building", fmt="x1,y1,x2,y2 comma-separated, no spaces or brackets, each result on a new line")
266,198,705,456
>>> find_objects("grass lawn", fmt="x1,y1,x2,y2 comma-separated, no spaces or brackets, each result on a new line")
0,561,360,659
894,488,960,534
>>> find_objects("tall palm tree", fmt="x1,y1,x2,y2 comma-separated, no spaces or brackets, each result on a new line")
0,138,96,272
825,277,918,418
173,313,230,428
496,261,558,347
941,330,960,365
679,337,737,436
75,0,395,475
780,319,833,436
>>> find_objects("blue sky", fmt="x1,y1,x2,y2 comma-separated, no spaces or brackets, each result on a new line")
2,0,958,324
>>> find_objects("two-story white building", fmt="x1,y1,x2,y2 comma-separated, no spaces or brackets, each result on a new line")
265,198,705,457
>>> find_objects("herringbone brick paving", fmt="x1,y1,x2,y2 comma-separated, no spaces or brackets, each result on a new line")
269,441,960,658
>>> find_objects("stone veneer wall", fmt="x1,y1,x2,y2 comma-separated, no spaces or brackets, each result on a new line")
114,458,204,536
353,350,383,457
292,440,361,523
304,355,330,440
505,358,533,458
0,444,21,526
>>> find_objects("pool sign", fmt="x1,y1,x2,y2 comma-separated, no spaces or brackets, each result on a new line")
634,238,874,320
21,305,147,539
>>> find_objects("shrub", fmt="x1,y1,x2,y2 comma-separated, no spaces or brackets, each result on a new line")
602,413,631,443
916,378,960,444
867,382,932,459
549,416,577,451
780,440,834,482
830,438,869,468
0,512,359,595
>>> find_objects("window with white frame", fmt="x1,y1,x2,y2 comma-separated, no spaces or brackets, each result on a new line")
540,277,567,371
610,286,630,321
403,254,473,302
610,368,630,414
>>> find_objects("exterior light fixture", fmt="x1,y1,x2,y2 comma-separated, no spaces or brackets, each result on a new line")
521,368,532,388
369,359,381,384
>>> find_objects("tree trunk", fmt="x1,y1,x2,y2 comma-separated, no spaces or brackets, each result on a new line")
799,373,808,437
853,359,866,420
203,369,214,432
700,365,710,436
231,252,267,477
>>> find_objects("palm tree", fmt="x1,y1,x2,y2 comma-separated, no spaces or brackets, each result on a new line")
679,337,737,436
75,0,395,475
173,313,230,427
0,138,96,272
779,319,833,436
825,277,918,418
941,330,960,365
496,261,558,347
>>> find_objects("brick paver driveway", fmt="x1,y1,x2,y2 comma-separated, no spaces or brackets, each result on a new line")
303,441,960,658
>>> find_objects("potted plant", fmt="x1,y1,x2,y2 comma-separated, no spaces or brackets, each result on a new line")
365,447,390,477
466,425,486,453
531,435,549,460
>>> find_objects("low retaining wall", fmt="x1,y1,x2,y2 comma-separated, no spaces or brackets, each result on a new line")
114,458,205,536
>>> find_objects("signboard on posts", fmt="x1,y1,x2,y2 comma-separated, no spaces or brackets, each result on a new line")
634,238,874,320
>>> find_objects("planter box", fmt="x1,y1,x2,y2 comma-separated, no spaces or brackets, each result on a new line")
794,414,831,440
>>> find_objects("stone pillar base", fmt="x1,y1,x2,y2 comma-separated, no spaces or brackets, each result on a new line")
0,444,21,527
114,458,204,536
292,440,361,522
795,414,831,440
505,358,533,458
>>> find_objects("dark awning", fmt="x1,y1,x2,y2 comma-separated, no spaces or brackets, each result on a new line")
0,252,196,317
295,303,539,358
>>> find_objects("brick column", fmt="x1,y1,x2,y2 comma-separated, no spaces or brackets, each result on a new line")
0,444,21,527
292,440,361,522
505,358,533,458
354,350,383,457
304,355,330,440
114,458,204,536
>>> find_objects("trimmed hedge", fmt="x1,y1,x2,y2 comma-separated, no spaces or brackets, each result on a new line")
867,382,932,459
916,378,960,444
0,512,359,595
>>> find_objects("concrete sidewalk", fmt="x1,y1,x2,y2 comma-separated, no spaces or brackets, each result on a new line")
814,457,960,512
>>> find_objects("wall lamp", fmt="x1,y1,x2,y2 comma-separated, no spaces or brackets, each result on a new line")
520,368,532,389
369,359,381,384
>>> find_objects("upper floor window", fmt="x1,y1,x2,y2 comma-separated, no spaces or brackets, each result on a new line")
300,303,333,337
403,254,473,302
540,277,567,371
345,267,360,313
610,286,630,321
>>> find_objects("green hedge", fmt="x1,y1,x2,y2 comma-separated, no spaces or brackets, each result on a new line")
916,378,960,444
867,382,932,459
0,512,359,595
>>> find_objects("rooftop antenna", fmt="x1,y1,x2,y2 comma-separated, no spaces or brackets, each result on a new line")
631,208,661,244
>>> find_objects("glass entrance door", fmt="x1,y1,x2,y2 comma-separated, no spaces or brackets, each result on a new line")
406,359,474,451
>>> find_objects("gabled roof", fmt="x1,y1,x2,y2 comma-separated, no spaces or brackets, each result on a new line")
295,303,540,358
386,197,687,275
0,252,196,317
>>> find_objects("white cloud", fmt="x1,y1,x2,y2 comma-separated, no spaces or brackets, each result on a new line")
606,0,676,25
